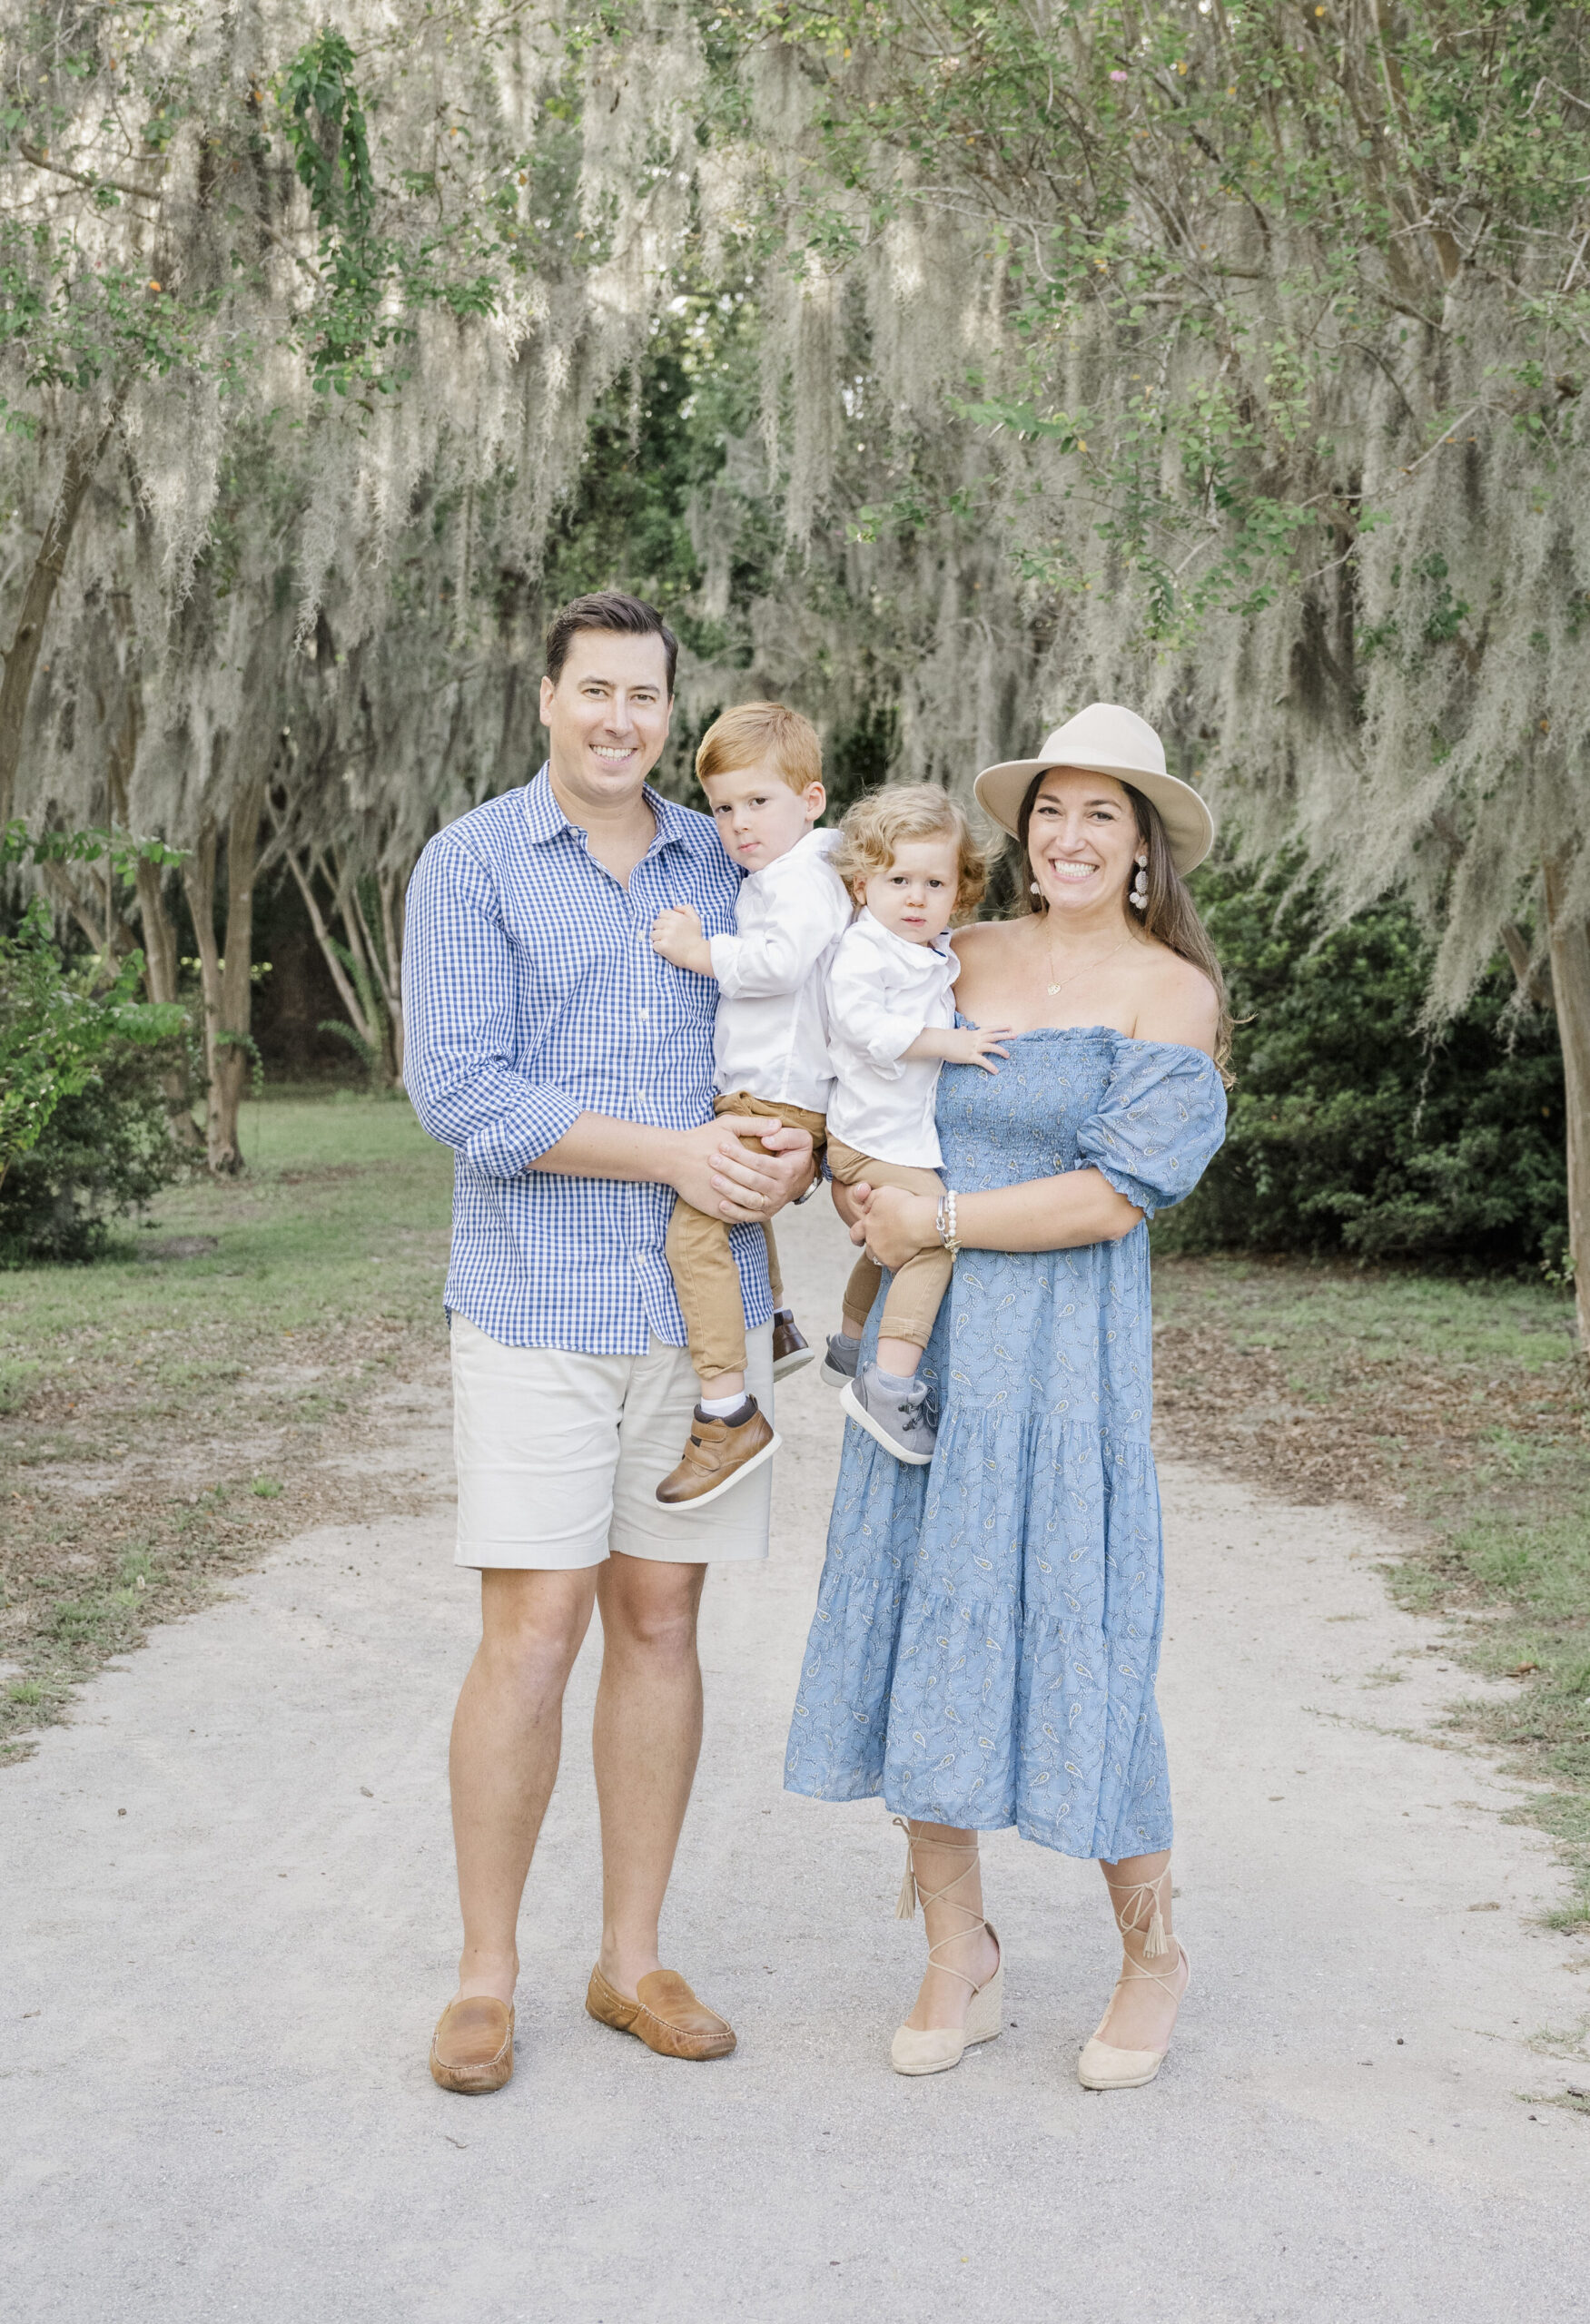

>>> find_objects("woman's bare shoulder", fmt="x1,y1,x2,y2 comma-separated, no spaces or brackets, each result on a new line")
951,917,1011,958
950,916,1022,994
948,906,1013,943
1131,942,1220,1054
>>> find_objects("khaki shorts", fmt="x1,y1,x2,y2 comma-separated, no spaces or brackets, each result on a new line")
449,1313,775,1570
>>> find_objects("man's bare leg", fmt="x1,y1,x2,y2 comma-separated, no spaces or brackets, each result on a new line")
590,1551,707,1998
449,1565,597,2006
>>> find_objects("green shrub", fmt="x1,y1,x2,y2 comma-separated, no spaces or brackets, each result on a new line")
0,1034,192,1263
0,892,191,1265
1160,855,1567,1268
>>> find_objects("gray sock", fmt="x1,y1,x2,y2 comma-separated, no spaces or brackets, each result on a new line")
874,1364,919,1395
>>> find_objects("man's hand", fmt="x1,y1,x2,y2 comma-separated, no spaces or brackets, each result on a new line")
651,906,714,977
849,1182,939,1269
671,1118,815,1223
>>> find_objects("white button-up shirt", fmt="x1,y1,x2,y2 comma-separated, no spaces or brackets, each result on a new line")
707,828,852,1113
825,909,959,1167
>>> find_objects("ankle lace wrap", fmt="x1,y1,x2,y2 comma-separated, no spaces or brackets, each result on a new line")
892,1817,989,1994
1104,1867,1173,1961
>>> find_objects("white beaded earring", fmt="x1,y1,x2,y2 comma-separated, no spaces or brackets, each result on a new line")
1129,852,1149,912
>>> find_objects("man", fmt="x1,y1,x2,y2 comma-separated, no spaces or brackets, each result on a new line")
403,591,815,2094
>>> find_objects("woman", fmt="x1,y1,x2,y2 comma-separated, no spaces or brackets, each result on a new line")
785,703,1229,2089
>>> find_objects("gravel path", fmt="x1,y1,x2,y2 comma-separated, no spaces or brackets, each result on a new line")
2,1205,1585,2323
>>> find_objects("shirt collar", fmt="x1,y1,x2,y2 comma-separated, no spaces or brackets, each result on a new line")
523,763,691,856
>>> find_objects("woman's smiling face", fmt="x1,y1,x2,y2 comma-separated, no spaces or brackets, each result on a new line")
1026,766,1139,916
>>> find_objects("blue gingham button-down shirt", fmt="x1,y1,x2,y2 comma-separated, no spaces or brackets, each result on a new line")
403,768,771,1352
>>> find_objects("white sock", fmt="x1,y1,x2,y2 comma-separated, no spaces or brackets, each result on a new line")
699,1391,749,1419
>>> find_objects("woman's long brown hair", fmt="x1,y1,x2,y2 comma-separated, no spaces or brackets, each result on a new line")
1014,770,1233,1073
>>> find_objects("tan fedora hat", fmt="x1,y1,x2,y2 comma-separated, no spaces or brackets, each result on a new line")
973,703,1215,874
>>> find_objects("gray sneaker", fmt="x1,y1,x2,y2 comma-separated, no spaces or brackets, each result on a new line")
821,1332,862,1389
840,1362,936,1466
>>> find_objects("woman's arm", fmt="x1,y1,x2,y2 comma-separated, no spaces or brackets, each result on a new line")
851,1169,1140,1270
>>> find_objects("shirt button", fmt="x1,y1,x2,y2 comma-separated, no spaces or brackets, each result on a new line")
638,1008,648,1019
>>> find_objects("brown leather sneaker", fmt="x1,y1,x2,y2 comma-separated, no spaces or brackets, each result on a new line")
655,1397,780,1510
585,1964,736,2059
430,1994,514,2094
771,1308,815,1380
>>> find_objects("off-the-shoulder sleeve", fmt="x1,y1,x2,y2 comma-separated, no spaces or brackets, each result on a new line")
1074,1042,1227,1219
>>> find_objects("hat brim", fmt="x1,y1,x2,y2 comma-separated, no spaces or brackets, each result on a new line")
973,757,1215,876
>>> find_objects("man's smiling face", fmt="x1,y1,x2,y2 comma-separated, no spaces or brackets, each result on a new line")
539,627,673,816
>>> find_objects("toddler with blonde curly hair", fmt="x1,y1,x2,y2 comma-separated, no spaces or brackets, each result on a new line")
821,784,1009,1465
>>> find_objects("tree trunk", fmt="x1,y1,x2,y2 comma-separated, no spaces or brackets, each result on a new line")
182,776,265,1174
214,777,266,1171
378,869,406,1085
342,864,404,1086
1544,859,1590,1350
133,853,203,1150
103,681,202,1149
283,845,387,1073
182,818,223,1158
0,404,123,829
281,842,410,1087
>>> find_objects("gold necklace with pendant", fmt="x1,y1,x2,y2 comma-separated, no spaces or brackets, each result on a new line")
1044,930,1133,999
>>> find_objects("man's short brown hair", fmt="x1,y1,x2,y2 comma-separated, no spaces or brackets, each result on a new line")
695,702,822,795
545,591,677,694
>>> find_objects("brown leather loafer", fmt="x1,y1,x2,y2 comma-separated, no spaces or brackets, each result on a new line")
430,1994,514,2093
655,1397,779,1511
585,1964,736,2059
772,1309,815,1380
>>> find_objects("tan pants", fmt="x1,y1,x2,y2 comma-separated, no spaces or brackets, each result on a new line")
667,1092,828,1385
825,1138,950,1354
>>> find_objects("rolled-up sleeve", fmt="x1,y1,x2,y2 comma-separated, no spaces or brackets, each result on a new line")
825,940,921,1080
402,836,583,1177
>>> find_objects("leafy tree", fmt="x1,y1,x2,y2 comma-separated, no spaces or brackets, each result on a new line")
677,0,1590,1334
2,3,700,1156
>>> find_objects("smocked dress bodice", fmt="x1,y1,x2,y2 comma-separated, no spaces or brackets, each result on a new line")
785,1027,1226,1859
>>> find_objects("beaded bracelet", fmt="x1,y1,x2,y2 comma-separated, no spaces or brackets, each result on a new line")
934,1188,961,1257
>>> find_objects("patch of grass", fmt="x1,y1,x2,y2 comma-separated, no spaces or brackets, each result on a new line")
1152,1253,1590,1930
0,1092,453,1761
1526,2090,1590,2115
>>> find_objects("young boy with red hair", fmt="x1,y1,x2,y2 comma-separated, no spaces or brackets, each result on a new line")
649,703,851,1507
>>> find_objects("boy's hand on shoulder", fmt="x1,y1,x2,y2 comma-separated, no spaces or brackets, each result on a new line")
651,906,714,977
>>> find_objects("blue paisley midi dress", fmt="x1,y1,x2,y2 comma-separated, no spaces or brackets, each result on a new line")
785,1027,1227,1862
